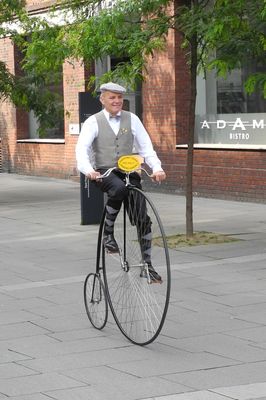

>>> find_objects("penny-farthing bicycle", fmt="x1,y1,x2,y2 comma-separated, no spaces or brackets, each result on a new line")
84,155,171,345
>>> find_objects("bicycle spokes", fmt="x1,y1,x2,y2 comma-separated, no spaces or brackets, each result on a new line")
103,187,170,345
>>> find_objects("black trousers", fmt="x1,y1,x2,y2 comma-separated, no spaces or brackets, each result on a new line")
95,169,142,201
94,170,152,262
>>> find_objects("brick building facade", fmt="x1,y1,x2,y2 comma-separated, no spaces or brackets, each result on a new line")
1,0,266,202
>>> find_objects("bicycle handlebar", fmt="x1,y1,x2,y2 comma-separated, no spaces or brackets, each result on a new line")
96,166,153,180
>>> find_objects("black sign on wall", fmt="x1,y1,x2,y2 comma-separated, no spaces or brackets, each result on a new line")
78,92,104,225
79,92,102,125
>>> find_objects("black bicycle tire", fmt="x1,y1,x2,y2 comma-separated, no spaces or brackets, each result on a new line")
84,272,108,330
102,186,171,345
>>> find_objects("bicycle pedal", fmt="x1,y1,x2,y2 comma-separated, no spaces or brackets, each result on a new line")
91,299,100,304
106,249,120,254
148,279,163,285
140,270,146,278
140,269,163,284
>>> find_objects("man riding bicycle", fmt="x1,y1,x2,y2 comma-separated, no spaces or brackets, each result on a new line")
76,82,166,282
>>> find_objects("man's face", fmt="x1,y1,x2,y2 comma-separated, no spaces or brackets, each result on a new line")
100,91,124,115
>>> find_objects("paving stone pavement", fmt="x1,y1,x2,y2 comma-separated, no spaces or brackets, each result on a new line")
1,172,266,400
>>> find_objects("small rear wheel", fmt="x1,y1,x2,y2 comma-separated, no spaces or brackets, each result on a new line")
84,273,108,330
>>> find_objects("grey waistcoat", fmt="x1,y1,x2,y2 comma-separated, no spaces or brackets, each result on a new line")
92,110,134,169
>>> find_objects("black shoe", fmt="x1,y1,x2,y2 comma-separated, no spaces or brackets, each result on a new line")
103,234,119,253
141,263,162,283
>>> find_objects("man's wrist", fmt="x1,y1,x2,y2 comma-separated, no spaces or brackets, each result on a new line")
153,168,164,174
85,168,95,177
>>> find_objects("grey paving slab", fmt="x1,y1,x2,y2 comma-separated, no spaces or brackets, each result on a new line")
21,302,82,319
234,310,266,325
17,346,148,373
0,310,43,325
0,349,32,364
213,382,266,400
168,250,213,264
161,314,258,340
225,326,266,343
0,394,11,400
1,333,62,353
60,365,192,400
47,327,107,341
106,351,239,377
188,270,259,285
9,395,54,400
160,333,266,362
162,361,266,391
141,391,234,400
44,387,107,400
0,363,39,379
0,297,58,314
0,372,85,397
21,313,90,333
191,279,266,297
9,335,129,358
227,302,266,318
166,302,221,323
0,322,51,341
0,285,65,300
209,292,266,307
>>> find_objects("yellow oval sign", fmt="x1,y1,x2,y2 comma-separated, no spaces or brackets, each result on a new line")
117,155,141,172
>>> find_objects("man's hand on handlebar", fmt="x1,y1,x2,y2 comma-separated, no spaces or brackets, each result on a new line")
151,170,166,183
87,170,102,180
87,167,166,183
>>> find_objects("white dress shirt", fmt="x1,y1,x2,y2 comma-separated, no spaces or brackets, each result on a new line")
76,108,163,175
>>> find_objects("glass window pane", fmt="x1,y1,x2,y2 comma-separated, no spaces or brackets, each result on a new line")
195,63,266,145
29,69,64,139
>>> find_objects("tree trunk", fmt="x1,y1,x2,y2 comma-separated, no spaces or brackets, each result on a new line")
186,31,197,238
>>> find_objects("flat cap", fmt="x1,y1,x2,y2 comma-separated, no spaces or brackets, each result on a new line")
99,82,126,94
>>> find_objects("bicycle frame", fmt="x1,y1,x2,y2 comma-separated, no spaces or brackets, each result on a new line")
95,209,106,275
84,161,171,344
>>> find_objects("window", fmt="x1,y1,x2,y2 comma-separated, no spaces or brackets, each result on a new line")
29,68,64,139
195,62,266,145
15,40,64,140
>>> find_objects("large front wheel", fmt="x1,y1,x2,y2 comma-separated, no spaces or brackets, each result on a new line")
103,187,171,345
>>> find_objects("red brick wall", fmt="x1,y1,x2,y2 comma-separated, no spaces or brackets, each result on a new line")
63,59,90,178
158,148,265,202
142,3,177,184
192,149,266,202
13,142,66,177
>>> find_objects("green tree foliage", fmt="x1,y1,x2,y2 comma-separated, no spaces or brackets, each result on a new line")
2,1,265,110
0,0,25,99
2,0,265,116
22,0,265,94
204,0,266,95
